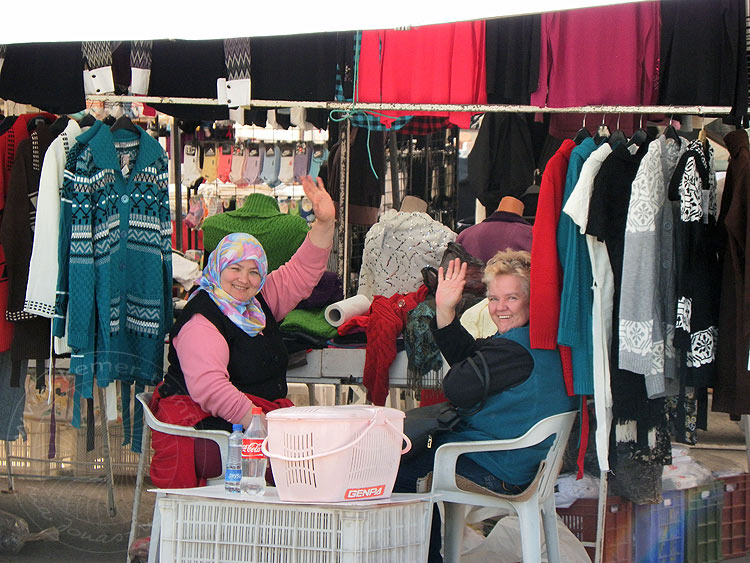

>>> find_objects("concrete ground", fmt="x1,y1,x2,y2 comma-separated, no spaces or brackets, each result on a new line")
0,386,748,562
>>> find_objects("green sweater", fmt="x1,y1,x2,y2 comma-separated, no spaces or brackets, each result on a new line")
201,193,310,272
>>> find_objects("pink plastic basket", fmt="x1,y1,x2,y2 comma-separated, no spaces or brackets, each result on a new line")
262,405,411,502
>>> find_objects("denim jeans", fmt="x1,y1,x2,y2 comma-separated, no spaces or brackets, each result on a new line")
394,445,525,562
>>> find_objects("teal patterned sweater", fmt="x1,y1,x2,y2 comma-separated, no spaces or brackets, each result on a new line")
54,123,172,444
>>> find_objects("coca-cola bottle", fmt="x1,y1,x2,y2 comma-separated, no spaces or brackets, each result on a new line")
241,406,267,496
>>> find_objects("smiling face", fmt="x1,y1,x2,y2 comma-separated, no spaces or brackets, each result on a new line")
487,274,530,334
219,259,263,301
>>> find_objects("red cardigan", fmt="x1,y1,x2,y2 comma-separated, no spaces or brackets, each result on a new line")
530,139,576,392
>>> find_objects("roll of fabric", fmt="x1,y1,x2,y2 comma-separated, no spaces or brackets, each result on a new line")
324,295,372,327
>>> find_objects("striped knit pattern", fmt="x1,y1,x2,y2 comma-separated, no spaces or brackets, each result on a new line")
224,38,252,80
130,40,152,70
81,41,113,70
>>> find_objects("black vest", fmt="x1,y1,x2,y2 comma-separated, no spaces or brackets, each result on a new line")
161,290,288,403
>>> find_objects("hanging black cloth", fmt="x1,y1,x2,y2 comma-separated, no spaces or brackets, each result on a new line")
0,42,86,114
467,113,537,210
148,39,229,121
485,14,541,104
659,0,748,123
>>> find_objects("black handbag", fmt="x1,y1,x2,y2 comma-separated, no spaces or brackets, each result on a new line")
402,350,491,461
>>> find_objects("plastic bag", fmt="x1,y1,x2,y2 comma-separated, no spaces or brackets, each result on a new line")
460,514,591,563
0,508,58,554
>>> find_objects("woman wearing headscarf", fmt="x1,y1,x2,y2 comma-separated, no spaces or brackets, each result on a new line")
150,175,335,489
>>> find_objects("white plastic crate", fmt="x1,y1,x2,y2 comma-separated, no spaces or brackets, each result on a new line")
157,494,432,562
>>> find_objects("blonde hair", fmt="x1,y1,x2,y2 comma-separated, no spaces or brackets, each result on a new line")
482,249,531,297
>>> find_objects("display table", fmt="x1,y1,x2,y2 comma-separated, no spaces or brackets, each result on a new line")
149,485,434,563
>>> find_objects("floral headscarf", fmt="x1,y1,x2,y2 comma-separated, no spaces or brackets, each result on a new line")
192,233,268,336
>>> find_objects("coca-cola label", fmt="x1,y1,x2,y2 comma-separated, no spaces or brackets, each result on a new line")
344,485,385,499
242,438,265,459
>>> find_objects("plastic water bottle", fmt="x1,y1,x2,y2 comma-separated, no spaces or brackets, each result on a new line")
241,407,268,496
225,423,243,493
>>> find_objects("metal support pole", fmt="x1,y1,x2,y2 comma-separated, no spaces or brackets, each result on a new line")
594,470,608,563
126,423,151,563
388,133,401,210
337,121,351,297
171,120,183,252
5,441,14,491
97,385,116,517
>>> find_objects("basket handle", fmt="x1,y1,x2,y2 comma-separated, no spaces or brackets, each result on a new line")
261,413,412,462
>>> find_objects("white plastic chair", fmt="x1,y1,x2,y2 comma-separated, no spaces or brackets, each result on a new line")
129,391,230,563
430,410,578,563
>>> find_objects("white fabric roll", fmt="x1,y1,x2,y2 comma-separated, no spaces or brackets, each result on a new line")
324,295,372,327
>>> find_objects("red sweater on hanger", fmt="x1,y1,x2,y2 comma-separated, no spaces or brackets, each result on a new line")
356,22,487,129
0,112,56,353
530,139,575,391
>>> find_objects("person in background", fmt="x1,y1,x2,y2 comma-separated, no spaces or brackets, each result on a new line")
149,175,335,489
395,249,576,562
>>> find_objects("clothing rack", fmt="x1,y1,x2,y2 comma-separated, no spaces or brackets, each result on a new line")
88,95,735,115
88,94,740,563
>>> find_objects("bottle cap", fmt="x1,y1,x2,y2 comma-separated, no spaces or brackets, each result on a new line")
232,424,243,431
251,406,262,415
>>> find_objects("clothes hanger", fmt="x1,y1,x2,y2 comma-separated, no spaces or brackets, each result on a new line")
573,114,591,145
78,109,96,128
592,115,610,145
664,114,681,146
49,114,70,137
608,113,627,147
110,114,139,134
626,114,648,148
698,115,707,145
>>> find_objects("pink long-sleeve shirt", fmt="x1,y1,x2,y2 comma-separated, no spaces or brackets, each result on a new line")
172,234,330,424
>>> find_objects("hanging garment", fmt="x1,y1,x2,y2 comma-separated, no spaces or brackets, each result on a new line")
0,123,57,382
216,144,233,183
0,42,86,114
669,139,720,388
357,22,487,129
618,135,687,398
0,352,26,441
713,130,750,415
229,144,247,186
557,137,598,396
25,119,82,325
562,141,613,471
250,32,338,103
293,144,311,183
587,142,672,475
467,113,538,209
181,143,202,187
130,40,152,95
0,112,56,354
333,32,413,132
326,126,385,226
528,140,575,394
201,143,218,183
260,144,280,187
55,124,173,434
485,13,541,104
659,0,748,123
277,143,295,185
530,2,660,138
356,210,456,301
200,193,309,271
242,143,263,185
148,39,228,121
